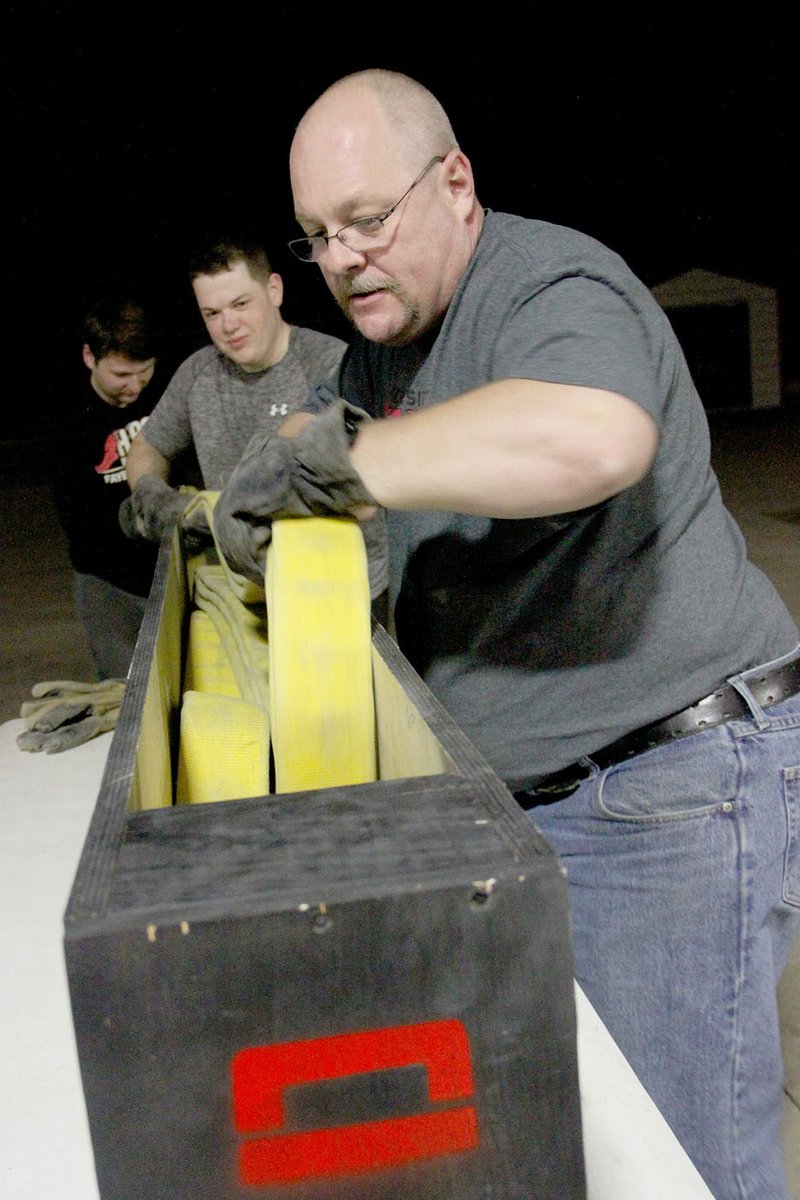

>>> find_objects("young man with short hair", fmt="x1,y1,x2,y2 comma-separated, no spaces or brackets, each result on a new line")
124,237,348,526
50,296,161,678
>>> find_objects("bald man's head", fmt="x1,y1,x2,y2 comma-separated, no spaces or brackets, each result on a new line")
289,70,482,346
295,69,459,170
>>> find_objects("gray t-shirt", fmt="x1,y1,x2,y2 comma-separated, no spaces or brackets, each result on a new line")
311,211,797,787
144,325,346,488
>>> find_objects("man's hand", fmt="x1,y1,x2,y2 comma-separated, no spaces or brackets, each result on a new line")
214,400,377,584
119,474,193,542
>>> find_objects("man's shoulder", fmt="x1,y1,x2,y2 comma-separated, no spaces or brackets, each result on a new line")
175,344,222,377
480,210,635,282
290,323,347,349
160,345,225,396
288,325,348,371
51,379,107,441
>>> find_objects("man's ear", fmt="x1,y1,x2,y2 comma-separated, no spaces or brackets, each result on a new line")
442,149,476,217
267,273,284,308
82,344,97,371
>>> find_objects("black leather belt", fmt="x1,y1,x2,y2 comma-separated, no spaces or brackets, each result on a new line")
515,656,800,809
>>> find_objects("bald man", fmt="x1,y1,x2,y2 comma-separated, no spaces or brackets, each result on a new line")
215,70,800,1200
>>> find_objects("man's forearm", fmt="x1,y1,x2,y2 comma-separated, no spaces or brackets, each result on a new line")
349,379,659,518
126,431,171,489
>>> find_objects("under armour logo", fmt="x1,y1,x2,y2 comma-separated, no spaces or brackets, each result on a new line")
270,403,289,417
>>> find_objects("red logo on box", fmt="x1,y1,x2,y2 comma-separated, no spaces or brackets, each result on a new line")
231,1018,478,1184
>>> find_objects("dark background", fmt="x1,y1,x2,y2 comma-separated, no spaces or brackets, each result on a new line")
2,8,796,436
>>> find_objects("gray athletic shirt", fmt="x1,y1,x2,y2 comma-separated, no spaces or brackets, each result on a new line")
310,211,797,787
143,325,346,488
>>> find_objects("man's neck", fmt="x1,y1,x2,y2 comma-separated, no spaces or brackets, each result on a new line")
241,320,292,373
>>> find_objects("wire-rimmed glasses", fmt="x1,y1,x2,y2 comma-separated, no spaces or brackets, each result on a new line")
287,156,445,263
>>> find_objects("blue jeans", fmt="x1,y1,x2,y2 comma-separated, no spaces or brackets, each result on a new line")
529,650,800,1200
73,572,148,680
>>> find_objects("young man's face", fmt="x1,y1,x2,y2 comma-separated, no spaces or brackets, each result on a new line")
82,348,156,407
192,262,287,372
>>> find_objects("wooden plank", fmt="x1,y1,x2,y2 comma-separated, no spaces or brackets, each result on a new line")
131,533,186,812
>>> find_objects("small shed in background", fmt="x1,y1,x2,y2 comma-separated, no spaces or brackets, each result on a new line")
652,267,781,410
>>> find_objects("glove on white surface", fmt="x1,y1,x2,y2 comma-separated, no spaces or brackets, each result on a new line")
17,678,125,754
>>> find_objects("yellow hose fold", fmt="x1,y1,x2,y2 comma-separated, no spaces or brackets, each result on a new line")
176,690,270,804
173,494,376,801
267,517,376,793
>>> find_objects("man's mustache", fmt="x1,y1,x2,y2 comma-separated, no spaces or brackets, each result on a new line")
337,276,401,303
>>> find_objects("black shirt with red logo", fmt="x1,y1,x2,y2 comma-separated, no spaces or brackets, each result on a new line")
50,379,160,597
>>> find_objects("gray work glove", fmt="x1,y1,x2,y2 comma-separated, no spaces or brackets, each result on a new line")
214,399,381,588
17,678,125,754
119,475,208,551
119,475,192,542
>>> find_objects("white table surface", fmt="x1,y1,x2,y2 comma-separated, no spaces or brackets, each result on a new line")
0,717,713,1199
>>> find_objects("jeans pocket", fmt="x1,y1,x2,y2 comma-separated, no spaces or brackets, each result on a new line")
783,767,800,908
596,731,738,822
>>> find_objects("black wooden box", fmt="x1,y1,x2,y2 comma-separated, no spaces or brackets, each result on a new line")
64,533,586,1199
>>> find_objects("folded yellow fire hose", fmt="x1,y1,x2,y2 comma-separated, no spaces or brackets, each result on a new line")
18,492,376,801
176,521,272,804
179,492,376,801
182,610,241,699
190,564,271,711
267,515,375,793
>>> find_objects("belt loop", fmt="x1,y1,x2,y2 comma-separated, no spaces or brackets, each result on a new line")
726,673,770,730
728,644,800,729
744,642,800,674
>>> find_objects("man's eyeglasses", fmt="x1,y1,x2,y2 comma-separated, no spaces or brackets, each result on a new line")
288,156,445,263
